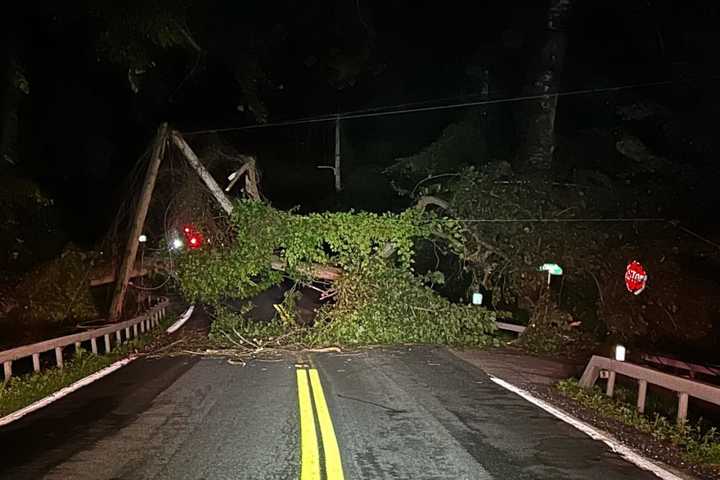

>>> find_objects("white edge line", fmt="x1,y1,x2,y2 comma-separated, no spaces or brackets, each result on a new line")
0,356,138,428
489,376,686,480
166,305,195,334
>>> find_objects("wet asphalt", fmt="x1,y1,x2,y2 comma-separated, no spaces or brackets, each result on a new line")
0,345,661,479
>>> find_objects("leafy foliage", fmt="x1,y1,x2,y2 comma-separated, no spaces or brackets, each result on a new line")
13,249,98,323
92,0,195,69
177,200,463,302
177,200,500,347
209,304,286,346
309,261,501,346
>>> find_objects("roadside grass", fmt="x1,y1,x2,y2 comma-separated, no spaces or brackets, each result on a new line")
0,305,180,419
557,378,720,466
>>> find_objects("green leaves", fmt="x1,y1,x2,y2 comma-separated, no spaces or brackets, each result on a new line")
309,260,499,347
177,200,463,304
177,200,501,348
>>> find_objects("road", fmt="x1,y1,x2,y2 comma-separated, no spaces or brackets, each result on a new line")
0,346,661,479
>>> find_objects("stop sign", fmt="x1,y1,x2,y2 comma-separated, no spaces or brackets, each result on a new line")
625,261,648,295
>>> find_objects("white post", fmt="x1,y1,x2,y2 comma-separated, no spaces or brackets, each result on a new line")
32,353,40,372
606,370,616,397
637,379,647,414
55,347,63,369
678,392,689,425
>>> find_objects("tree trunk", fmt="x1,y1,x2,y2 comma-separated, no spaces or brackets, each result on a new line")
517,0,571,174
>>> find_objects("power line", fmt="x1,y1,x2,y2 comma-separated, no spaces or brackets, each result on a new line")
457,218,665,223
181,77,716,136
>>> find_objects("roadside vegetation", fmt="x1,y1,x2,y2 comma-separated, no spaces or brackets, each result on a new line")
556,379,720,468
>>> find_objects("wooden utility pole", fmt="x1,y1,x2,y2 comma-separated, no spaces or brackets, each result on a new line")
109,123,168,322
334,115,342,192
171,131,234,214
318,116,342,192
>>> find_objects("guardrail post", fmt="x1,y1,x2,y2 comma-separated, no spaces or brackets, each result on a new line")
91,338,98,354
116,330,122,344
75,342,81,354
606,371,616,397
55,347,63,369
133,324,139,337
3,360,12,380
677,392,689,425
125,327,131,339
637,379,647,413
104,334,111,353
579,357,600,388
32,353,40,372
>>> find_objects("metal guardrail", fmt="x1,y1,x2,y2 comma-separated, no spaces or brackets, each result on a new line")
1,298,169,381
642,354,720,379
495,321,526,334
579,355,720,424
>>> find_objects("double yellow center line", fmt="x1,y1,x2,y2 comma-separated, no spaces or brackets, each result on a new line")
296,366,345,480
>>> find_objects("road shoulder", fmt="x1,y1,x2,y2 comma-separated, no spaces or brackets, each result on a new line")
450,347,711,480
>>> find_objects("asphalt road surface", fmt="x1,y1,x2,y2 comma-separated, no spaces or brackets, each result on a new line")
0,346,662,480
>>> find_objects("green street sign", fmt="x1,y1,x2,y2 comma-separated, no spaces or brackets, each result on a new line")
538,263,563,275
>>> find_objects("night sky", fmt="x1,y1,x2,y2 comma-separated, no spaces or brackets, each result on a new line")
2,1,720,243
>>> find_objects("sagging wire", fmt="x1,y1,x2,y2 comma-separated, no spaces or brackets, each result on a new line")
180,77,720,136
457,217,665,223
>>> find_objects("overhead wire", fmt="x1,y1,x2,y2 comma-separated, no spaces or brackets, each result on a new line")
180,77,720,136
457,217,666,223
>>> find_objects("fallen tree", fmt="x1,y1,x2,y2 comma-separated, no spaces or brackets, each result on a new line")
174,199,501,347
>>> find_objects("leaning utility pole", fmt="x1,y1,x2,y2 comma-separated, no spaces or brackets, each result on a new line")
109,123,168,322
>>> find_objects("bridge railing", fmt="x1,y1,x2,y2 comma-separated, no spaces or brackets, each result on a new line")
0,298,169,381
579,355,720,424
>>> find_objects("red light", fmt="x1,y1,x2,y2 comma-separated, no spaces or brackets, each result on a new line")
182,224,203,250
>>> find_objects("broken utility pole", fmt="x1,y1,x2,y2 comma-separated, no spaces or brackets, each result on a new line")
171,131,235,214
109,123,168,322
172,131,343,282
